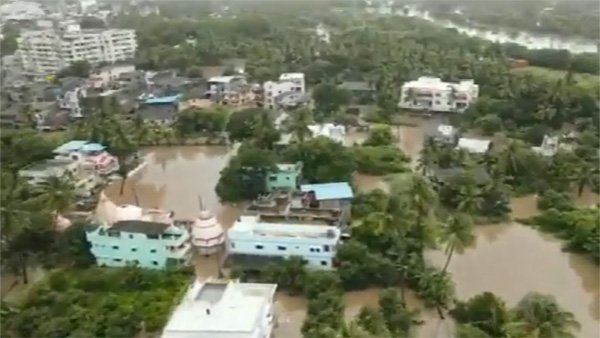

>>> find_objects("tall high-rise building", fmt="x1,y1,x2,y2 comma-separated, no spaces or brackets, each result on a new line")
16,24,137,77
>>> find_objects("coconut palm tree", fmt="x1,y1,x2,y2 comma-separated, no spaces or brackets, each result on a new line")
439,213,474,274
457,177,484,214
417,267,455,319
39,175,76,222
572,161,596,197
505,293,580,338
418,137,439,175
406,174,438,255
289,107,313,143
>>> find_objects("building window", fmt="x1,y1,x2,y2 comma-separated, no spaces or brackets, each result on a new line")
323,245,330,252
435,101,440,105
131,248,137,252
255,245,264,250
112,245,119,250
150,249,157,253
129,234,133,239
231,242,235,248
321,261,327,266
269,176,277,182
114,258,122,262
277,246,287,251
152,261,158,266
147,234,159,239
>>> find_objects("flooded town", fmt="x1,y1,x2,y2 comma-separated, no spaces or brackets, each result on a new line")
1,0,599,338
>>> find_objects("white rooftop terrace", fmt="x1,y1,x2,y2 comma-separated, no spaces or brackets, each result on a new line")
162,280,277,338
230,219,341,241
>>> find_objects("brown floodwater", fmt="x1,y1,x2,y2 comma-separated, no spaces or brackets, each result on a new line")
99,138,599,338
103,146,241,225
427,194,600,338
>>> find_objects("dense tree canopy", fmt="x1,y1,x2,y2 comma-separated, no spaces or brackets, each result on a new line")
1,267,193,337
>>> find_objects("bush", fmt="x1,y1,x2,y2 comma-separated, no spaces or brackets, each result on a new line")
474,114,503,136
363,124,394,146
537,190,574,211
353,146,409,175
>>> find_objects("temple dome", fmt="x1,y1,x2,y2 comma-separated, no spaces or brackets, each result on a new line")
191,209,225,253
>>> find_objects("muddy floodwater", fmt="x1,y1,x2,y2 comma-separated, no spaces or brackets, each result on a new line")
100,134,598,338
104,146,240,224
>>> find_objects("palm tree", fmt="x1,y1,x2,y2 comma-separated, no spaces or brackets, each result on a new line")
406,174,438,256
457,177,484,214
572,161,595,197
505,293,580,338
289,107,312,143
39,175,76,223
499,140,523,178
439,213,474,274
417,268,455,319
418,137,439,175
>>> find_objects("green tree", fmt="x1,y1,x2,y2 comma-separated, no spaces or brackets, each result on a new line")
215,143,276,202
450,292,510,337
417,267,455,319
312,83,351,117
363,124,394,147
506,293,580,338
39,176,76,222
289,107,313,143
282,136,355,183
439,213,474,273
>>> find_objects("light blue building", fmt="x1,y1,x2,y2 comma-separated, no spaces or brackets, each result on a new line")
86,219,192,269
266,162,303,192
227,182,354,270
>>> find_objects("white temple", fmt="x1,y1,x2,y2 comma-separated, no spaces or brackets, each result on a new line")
191,209,225,255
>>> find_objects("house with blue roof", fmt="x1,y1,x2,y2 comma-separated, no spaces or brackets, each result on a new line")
137,93,183,124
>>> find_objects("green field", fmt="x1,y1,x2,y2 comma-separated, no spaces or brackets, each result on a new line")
512,66,599,92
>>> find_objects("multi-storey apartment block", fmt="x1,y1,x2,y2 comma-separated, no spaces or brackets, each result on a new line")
17,24,137,76
398,76,479,113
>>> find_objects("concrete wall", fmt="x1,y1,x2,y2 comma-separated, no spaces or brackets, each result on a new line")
265,170,300,192
227,226,338,269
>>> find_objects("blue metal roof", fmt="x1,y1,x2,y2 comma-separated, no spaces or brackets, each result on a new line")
80,143,105,152
143,94,182,105
300,182,354,200
53,140,105,153
53,140,88,153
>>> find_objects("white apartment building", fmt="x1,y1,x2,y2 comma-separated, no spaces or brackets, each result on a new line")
263,73,306,109
308,123,346,145
162,279,277,338
398,77,479,113
279,73,305,93
17,24,137,76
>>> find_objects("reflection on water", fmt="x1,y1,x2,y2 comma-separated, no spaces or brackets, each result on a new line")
427,223,600,338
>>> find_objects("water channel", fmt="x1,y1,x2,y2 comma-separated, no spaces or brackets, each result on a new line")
101,121,599,337
364,6,599,53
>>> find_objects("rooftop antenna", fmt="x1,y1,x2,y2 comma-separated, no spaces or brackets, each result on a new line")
198,196,205,212
133,186,140,207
